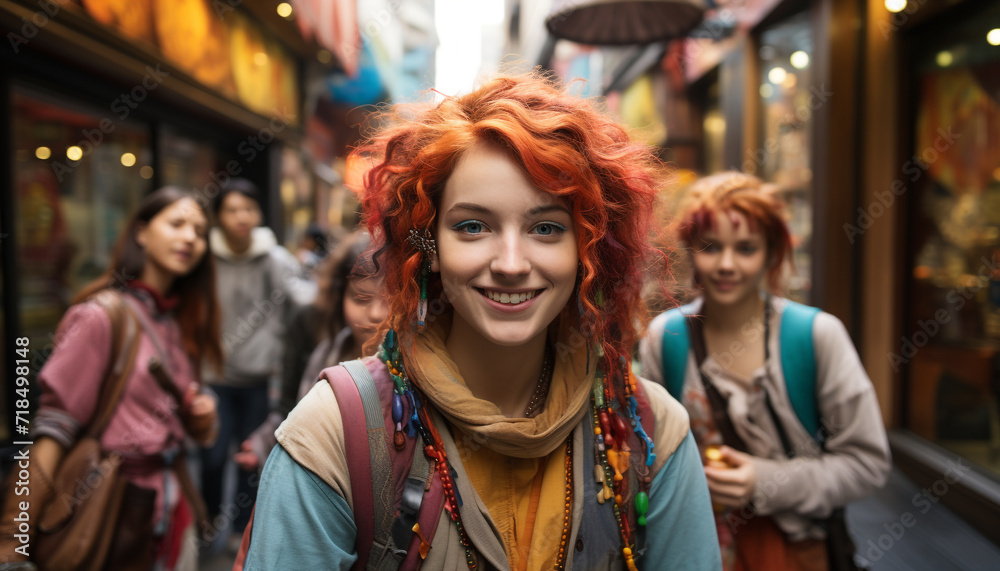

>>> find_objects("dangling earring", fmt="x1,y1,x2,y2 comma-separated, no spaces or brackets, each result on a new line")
407,228,436,328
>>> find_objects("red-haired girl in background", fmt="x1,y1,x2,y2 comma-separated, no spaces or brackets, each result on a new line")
640,172,890,570
240,74,721,570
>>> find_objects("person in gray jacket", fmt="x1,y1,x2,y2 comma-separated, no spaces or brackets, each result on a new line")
200,178,313,548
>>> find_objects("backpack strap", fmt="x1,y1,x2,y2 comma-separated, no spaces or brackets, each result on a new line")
778,300,821,439
232,358,397,571
398,440,448,570
86,289,142,437
336,359,398,569
391,446,429,550
234,358,446,571
660,302,699,400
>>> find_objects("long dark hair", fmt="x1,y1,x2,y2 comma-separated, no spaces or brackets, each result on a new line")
75,187,223,372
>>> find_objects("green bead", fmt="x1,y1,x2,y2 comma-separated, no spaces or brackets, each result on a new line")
592,375,605,408
635,491,649,526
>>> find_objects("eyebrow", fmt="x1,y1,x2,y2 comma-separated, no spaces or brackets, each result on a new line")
446,202,571,217
526,204,572,217
447,202,492,215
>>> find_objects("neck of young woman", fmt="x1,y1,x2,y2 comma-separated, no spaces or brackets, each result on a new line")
138,264,175,298
445,325,548,418
701,290,767,333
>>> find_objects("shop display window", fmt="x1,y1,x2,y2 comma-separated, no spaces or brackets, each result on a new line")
159,125,220,191
756,11,814,301
699,69,725,176
905,4,1000,478
10,84,151,351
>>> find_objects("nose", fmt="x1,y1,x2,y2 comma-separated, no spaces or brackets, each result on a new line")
180,223,198,243
718,247,735,272
490,232,531,277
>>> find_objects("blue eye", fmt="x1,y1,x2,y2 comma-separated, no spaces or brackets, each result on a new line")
532,222,567,236
453,220,486,234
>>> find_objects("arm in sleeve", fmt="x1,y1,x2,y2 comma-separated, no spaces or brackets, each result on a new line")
32,302,112,447
637,313,668,386
643,431,722,570
243,444,358,570
751,312,892,518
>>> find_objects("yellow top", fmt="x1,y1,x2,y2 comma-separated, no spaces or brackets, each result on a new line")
457,431,569,570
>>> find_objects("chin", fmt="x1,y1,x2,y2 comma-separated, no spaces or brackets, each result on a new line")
474,321,547,349
170,263,198,277
706,289,745,305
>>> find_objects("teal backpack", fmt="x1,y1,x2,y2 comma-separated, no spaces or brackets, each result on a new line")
659,299,823,440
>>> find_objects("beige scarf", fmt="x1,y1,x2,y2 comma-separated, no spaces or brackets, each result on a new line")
400,311,596,458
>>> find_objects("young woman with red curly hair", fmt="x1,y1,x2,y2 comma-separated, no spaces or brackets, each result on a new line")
639,172,890,571
240,74,721,570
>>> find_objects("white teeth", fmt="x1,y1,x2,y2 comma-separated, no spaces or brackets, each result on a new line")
485,290,535,304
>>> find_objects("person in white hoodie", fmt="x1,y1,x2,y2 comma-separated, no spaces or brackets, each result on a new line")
201,178,313,549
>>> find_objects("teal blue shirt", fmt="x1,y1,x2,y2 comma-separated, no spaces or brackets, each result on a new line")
245,432,720,569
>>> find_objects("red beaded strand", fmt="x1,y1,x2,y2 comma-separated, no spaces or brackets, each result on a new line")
418,407,478,569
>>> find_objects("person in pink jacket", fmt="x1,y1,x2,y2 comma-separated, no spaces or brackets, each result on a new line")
0,187,223,571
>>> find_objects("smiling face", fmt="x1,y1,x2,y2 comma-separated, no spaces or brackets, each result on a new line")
137,197,208,279
433,142,578,349
691,210,768,307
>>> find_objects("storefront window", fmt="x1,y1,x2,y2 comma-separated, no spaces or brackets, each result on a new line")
906,3,1000,478
159,125,220,191
701,71,725,175
11,85,151,348
757,11,814,301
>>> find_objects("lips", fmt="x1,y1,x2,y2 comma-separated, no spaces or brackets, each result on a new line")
481,289,539,304
172,249,198,266
477,288,543,306
713,280,738,291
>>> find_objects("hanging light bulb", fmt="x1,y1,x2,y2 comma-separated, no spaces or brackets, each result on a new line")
885,0,906,13
790,50,809,69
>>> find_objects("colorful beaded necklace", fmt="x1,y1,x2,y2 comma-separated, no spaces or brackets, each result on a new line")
380,330,655,570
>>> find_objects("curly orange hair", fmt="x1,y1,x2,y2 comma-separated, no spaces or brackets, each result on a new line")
674,171,793,293
357,73,664,368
